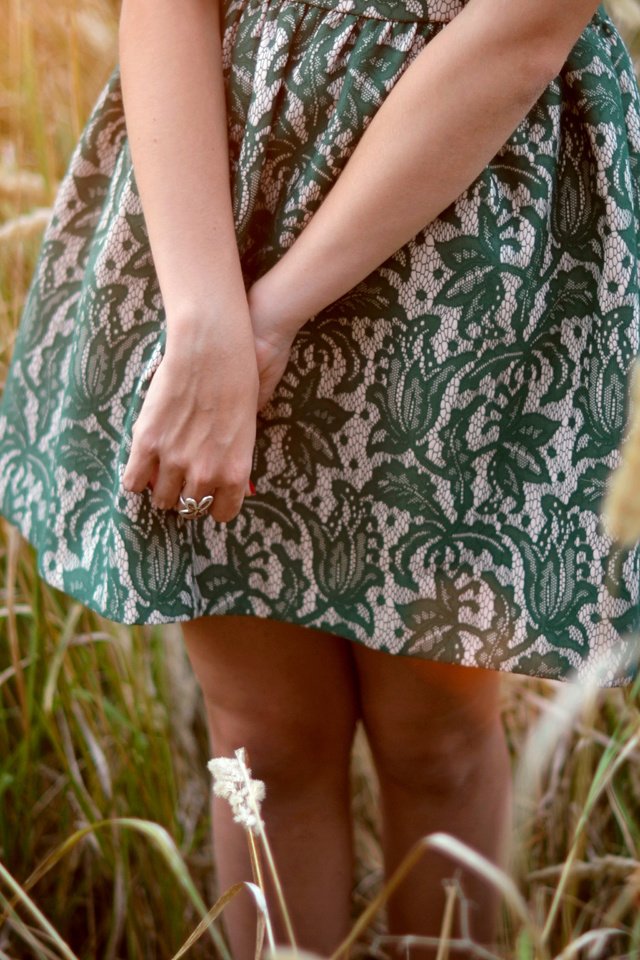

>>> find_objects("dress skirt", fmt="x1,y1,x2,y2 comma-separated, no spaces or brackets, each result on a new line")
1,0,640,686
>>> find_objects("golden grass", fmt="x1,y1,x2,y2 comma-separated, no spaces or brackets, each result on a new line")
1,1,640,958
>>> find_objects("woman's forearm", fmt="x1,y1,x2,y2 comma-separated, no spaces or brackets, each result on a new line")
119,0,251,354
250,0,603,336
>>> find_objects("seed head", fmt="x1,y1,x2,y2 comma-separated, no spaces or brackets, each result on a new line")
207,747,266,835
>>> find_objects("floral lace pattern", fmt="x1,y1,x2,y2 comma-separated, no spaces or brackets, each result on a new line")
1,0,640,685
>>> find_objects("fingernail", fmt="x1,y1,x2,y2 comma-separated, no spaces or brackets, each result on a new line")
249,479,256,495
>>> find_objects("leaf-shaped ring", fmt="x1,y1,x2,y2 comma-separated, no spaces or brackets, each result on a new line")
178,493,215,519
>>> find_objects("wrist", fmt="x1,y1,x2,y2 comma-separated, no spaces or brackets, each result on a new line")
161,334,260,396
247,266,306,342
164,301,254,355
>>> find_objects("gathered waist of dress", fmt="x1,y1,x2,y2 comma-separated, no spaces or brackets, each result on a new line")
279,0,466,24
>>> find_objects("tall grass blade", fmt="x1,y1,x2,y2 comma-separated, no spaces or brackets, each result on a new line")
0,818,232,960
169,882,244,960
0,858,81,960
551,928,623,959
329,831,543,960
42,603,84,714
541,730,640,943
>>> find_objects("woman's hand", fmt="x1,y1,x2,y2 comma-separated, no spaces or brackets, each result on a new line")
252,326,297,412
119,0,264,522
247,278,300,412
122,323,260,523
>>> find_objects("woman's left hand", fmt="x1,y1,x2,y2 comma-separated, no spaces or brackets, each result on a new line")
247,281,299,412
252,327,296,412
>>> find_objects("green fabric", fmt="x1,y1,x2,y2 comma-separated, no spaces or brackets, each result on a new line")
1,0,640,686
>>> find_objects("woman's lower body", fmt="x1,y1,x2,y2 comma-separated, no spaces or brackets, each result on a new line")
0,0,638,949
181,613,512,959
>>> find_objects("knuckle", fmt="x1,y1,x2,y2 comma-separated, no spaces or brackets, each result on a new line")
135,434,157,458
221,460,251,488
164,453,185,475
185,474,216,500
192,462,215,483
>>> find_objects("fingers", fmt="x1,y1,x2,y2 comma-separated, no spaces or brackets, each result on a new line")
180,475,256,523
199,456,255,523
120,345,261,522
206,483,247,523
122,428,159,495
122,418,256,524
151,458,186,510
131,461,256,522
122,428,180,506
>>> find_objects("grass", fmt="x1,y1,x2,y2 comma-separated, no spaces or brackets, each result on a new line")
1,0,640,957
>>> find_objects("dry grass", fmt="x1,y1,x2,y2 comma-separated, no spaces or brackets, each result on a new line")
1,1,640,958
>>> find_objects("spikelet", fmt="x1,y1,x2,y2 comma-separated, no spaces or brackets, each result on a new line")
207,747,266,835
601,355,640,547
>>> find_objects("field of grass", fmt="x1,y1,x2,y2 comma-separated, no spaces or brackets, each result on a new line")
2,1,640,957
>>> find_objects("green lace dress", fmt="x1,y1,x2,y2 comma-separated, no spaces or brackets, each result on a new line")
1,0,640,686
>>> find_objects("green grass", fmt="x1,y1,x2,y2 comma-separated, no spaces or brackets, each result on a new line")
1,1,640,957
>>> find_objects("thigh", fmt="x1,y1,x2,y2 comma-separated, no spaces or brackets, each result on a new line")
181,615,361,777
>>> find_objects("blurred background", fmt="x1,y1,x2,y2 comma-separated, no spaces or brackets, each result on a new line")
2,1,640,958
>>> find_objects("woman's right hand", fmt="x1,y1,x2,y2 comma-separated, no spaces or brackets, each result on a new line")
121,321,260,524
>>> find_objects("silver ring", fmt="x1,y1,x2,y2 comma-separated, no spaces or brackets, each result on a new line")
178,493,215,519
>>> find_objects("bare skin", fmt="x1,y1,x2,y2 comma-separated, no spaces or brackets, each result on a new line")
353,643,512,957
115,0,600,954
183,619,360,956
118,0,603,521
181,615,512,958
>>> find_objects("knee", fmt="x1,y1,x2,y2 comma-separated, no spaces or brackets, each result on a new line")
352,651,506,797
361,693,505,797
202,695,358,795
370,720,505,797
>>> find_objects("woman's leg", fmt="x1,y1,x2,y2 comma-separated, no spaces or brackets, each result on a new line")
351,645,512,958
180,615,360,959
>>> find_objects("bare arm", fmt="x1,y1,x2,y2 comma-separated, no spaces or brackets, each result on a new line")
119,0,259,521
119,0,250,352
249,0,604,337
